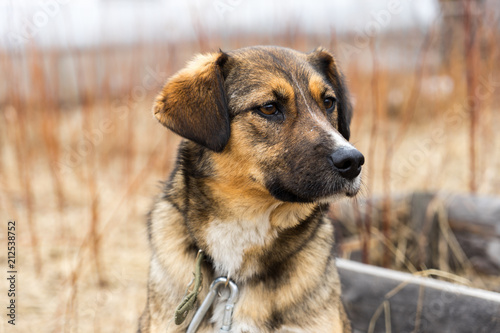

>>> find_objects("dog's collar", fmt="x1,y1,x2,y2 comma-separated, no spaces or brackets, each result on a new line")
186,276,238,333
174,250,239,332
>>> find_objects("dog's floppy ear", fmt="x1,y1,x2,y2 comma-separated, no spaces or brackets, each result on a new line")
153,52,230,152
308,48,352,140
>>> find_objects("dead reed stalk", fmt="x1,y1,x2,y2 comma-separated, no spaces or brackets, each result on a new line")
63,270,79,333
75,47,106,286
37,49,66,236
5,46,44,275
16,110,42,275
463,0,481,193
364,38,381,265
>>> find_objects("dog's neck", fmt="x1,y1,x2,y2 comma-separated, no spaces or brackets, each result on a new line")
166,141,326,282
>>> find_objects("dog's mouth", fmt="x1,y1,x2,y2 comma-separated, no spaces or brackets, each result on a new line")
264,145,364,203
265,169,363,204
340,175,363,198
317,172,363,202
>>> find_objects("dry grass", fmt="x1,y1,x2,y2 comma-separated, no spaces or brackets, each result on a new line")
1,7,500,332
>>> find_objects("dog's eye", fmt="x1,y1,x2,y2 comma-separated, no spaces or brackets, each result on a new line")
259,103,279,116
323,97,336,112
255,102,284,121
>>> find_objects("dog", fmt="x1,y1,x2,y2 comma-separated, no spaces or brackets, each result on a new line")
139,46,364,333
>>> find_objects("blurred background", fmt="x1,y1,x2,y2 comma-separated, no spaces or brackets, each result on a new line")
0,0,499,332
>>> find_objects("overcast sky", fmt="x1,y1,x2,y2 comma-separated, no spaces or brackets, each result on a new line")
0,0,439,49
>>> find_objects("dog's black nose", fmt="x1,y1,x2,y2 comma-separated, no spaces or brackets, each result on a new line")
329,148,365,180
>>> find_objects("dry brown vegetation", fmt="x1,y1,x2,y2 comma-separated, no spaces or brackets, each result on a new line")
1,2,499,332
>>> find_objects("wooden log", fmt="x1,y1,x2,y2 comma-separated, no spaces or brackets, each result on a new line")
445,194,500,234
443,193,500,274
332,192,500,274
337,259,500,333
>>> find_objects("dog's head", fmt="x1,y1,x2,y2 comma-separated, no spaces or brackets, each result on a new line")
154,46,363,203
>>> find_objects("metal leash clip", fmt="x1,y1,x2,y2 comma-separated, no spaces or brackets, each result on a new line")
187,277,239,333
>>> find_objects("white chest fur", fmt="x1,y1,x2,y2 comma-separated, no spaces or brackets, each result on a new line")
205,211,277,279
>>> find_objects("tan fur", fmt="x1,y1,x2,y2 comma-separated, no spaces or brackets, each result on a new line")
139,46,361,333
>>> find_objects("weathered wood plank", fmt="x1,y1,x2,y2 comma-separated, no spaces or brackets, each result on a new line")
337,259,500,333
332,192,500,274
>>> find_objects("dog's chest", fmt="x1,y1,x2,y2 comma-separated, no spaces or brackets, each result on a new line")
205,215,276,278
207,295,310,333
209,291,306,333
208,290,259,333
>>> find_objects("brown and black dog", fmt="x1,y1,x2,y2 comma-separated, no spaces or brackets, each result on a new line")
139,46,364,333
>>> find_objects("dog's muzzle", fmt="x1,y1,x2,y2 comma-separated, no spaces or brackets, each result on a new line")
329,147,365,180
